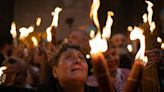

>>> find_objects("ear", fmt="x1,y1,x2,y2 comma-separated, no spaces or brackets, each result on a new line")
52,66,58,78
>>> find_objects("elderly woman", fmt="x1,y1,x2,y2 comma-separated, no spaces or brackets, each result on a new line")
36,44,98,92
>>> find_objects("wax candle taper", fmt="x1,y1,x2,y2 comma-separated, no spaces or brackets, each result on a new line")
122,60,144,92
91,52,115,92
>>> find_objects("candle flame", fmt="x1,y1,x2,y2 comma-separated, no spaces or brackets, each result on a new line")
90,0,100,32
89,32,108,54
142,13,148,23
51,7,62,27
10,22,17,39
130,27,148,63
127,44,133,52
90,30,95,38
36,17,41,26
161,43,164,50
0,66,7,77
31,36,38,47
127,26,133,32
46,27,52,42
102,11,114,39
19,26,34,40
145,0,156,33
157,37,162,43
89,0,109,54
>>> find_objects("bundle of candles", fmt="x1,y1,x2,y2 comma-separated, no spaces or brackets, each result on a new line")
122,61,144,92
140,1,160,92
89,0,115,92
139,22,160,92
10,7,62,49
122,26,146,92
123,1,160,92
48,7,62,46
91,52,115,92
141,60,160,92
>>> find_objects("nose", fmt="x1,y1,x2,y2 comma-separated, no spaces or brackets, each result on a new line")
74,59,81,64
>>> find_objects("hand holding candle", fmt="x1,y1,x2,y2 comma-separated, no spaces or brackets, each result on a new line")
123,61,144,92
89,0,115,91
90,52,115,92
123,24,147,92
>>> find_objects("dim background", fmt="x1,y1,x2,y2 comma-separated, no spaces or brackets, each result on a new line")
0,0,164,42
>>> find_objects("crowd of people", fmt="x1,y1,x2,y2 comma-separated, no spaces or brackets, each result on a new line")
0,28,164,92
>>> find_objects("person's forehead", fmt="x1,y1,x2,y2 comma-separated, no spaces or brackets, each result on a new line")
69,31,88,38
61,48,82,55
112,34,126,39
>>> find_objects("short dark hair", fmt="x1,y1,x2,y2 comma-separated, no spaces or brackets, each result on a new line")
50,43,86,67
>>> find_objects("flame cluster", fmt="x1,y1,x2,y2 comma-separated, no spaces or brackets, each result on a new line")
9,7,62,47
89,0,114,54
128,1,156,63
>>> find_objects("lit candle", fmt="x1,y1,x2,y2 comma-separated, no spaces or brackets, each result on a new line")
91,52,115,92
10,22,17,47
142,1,157,50
141,1,160,92
48,7,62,45
51,26,57,45
122,61,144,92
36,17,41,26
123,26,147,92
89,0,115,91
31,36,38,47
89,32,114,92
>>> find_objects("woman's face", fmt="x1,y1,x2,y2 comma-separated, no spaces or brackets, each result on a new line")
111,34,127,48
53,48,88,84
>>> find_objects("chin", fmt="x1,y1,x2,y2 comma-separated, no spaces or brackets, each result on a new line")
71,75,87,82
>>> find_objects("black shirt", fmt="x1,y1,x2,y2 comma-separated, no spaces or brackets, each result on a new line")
36,82,98,92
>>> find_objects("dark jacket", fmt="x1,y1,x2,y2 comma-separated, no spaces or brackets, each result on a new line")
0,52,5,66
0,85,35,92
36,82,98,92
